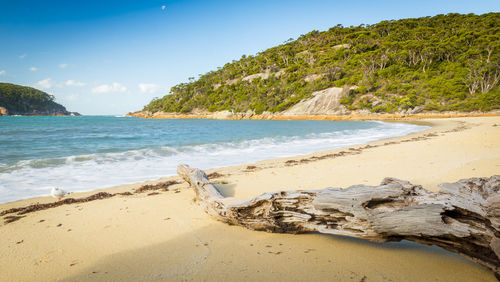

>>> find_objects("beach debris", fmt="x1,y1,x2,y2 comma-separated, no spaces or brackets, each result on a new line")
245,165,257,171
84,192,114,201
134,180,179,193
4,215,25,223
0,192,115,223
283,129,450,167
178,164,500,278
206,172,225,179
0,181,184,224
51,187,71,201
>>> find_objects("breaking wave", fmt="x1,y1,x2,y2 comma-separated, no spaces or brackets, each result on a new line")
0,120,426,203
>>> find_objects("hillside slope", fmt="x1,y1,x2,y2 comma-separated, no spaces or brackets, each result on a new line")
142,13,499,115
0,83,78,116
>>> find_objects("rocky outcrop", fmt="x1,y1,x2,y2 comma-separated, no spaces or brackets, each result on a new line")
5,108,81,116
281,86,352,116
0,106,7,116
212,110,234,119
0,83,80,116
332,43,351,50
223,69,285,86
303,74,324,82
126,109,500,120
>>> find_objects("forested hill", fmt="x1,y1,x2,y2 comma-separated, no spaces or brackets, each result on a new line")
0,83,78,116
143,13,499,115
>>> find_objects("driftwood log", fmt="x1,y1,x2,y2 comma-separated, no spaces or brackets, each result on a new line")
177,164,500,278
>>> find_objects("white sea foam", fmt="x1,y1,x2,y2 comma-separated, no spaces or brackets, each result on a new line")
0,122,427,203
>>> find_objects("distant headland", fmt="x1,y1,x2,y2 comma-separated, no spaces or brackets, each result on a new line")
0,82,80,116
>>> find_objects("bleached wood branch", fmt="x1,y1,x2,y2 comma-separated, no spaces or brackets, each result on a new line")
177,164,500,278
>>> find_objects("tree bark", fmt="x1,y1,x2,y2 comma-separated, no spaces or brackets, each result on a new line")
177,164,500,278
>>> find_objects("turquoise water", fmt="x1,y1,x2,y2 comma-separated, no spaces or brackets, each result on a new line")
0,116,427,203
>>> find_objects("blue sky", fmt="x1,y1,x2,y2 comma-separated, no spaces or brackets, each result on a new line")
0,0,498,115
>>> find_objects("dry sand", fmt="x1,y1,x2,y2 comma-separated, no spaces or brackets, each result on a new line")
0,116,499,281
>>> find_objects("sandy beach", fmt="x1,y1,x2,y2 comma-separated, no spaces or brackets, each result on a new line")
0,116,499,281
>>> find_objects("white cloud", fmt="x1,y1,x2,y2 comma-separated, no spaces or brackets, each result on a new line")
65,80,86,87
161,5,166,10
29,67,38,72
0,70,5,75
138,83,161,93
19,54,27,59
59,63,68,69
35,78,53,89
67,94,79,101
91,82,127,94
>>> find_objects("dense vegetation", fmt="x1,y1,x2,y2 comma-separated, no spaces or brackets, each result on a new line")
0,83,70,115
145,13,499,114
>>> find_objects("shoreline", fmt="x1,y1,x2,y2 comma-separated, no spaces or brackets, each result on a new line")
0,116,498,281
0,117,427,205
0,118,427,206
126,110,500,121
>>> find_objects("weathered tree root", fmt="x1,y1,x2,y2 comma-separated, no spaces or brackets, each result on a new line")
177,164,500,278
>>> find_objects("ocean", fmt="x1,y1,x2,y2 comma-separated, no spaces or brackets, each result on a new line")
0,116,427,203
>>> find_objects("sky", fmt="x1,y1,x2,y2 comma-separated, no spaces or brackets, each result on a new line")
0,0,498,115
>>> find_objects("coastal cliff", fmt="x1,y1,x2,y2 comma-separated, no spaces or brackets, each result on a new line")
0,83,80,116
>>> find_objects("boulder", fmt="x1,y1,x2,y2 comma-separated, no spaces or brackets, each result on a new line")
244,110,254,118
0,106,8,116
213,110,233,119
282,86,352,115
408,106,424,114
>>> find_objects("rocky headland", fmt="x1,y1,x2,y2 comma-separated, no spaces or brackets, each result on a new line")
0,83,80,116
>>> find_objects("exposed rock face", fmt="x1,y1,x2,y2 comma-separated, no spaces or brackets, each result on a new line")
282,86,351,116
408,106,424,114
212,110,234,119
244,110,254,118
241,70,271,82
0,104,80,116
333,43,351,50
303,74,324,82
8,109,80,116
225,69,284,86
